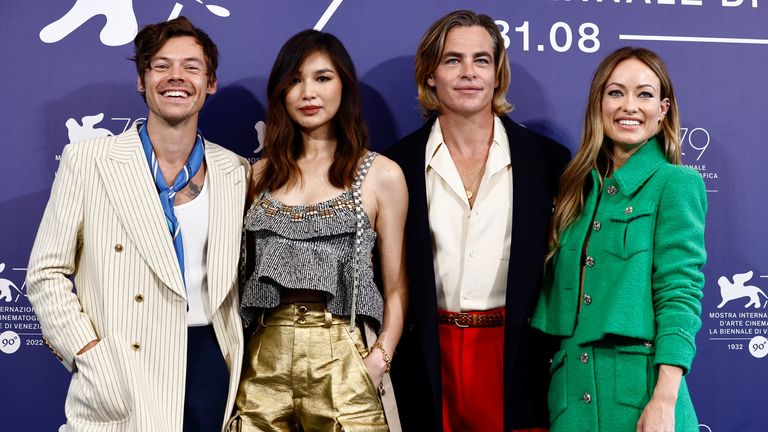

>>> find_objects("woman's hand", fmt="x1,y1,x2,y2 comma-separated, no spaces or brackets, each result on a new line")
362,347,388,387
637,364,682,432
636,393,676,432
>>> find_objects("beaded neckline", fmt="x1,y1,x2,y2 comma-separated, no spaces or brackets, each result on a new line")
253,151,377,228
253,189,362,224
263,188,353,210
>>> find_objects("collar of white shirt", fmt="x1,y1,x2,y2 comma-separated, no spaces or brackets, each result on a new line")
424,115,511,203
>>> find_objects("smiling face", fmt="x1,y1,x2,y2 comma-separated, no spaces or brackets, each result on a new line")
284,51,342,137
601,57,669,153
137,36,216,127
427,25,498,117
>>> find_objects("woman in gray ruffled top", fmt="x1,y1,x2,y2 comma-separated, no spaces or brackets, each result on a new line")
227,30,408,432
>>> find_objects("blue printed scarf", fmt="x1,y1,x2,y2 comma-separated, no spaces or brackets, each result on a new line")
138,122,205,287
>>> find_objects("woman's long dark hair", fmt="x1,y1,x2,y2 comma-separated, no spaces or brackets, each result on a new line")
253,30,368,196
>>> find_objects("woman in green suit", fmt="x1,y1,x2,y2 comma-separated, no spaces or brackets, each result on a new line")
532,47,706,431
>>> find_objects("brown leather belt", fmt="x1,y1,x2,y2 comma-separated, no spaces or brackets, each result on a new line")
438,310,505,328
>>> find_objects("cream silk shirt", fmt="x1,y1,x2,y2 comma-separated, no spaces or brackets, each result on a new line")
426,116,513,312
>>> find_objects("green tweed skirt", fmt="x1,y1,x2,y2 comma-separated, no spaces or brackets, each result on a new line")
548,335,698,432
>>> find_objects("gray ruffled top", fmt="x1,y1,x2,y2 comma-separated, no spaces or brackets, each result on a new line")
240,152,382,329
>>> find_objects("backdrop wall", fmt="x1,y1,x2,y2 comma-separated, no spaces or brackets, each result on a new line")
1,1,766,431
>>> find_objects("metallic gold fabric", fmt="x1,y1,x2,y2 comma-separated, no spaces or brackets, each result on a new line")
229,303,388,432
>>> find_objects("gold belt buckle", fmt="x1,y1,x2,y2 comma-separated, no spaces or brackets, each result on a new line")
454,312,470,328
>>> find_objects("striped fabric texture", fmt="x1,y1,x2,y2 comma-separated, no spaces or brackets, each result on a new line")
26,127,249,432
138,121,207,287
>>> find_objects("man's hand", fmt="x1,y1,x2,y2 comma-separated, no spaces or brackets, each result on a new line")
77,339,99,355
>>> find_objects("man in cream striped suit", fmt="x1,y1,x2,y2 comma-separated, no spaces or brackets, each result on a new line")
27,17,249,432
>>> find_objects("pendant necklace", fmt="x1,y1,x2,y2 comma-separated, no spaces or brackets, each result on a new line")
463,164,483,200
461,134,493,200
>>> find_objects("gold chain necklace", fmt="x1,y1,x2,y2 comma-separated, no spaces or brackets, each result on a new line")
461,134,493,200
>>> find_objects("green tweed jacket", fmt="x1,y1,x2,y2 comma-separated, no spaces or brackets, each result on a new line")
532,137,707,373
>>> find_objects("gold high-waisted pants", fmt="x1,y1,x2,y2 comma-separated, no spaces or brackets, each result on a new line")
229,303,388,432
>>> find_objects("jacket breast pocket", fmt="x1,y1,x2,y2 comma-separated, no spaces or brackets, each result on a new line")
604,205,655,260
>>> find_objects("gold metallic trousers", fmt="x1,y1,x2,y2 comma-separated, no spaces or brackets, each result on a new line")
228,303,388,432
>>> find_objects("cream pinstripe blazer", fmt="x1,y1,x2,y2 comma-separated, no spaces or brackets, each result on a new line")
27,126,249,432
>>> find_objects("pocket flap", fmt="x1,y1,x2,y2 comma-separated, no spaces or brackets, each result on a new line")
549,349,567,374
615,341,655,355
609,204,655,223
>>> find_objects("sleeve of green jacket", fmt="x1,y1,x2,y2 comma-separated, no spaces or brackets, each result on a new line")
651,166,707,374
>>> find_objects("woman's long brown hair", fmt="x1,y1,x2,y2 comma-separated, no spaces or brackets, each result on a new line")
253,30,368,197
547,47,681,262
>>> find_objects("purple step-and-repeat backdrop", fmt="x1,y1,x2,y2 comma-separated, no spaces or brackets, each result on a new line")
1,1,766,431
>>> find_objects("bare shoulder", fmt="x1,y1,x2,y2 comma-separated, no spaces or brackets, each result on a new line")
251,158,269,182
248,158,269,198
251,158,268,177
364,154,408,210
367,154,406,189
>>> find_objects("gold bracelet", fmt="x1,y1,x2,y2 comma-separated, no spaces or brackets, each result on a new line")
372,341,392,374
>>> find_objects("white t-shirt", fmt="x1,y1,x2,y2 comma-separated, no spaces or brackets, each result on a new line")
175,177,211,326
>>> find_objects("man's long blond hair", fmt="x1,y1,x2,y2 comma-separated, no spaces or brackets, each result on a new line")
414,10,512,117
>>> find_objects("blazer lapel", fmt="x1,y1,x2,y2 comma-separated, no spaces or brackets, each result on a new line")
96,127,186,297
204,142,246,313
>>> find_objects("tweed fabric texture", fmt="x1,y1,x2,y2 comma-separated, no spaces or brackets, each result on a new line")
533,138,705,431
548,336,697,432
532,138,707,372
241,152,382,328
